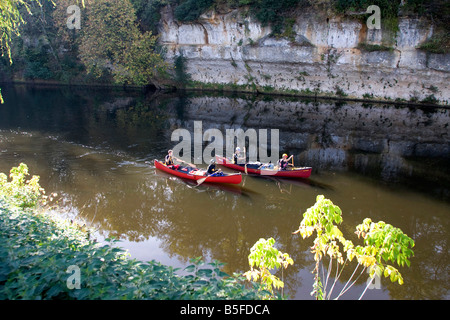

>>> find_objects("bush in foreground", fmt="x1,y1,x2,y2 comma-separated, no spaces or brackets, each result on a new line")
0,163,265,300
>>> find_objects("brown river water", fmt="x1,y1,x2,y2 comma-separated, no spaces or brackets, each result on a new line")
0,84,448,299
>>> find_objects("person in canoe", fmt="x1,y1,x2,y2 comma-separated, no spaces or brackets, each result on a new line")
165,150,174,165
278,153,293,170
207,159,223,176
164,150,181,170
233,147,246,164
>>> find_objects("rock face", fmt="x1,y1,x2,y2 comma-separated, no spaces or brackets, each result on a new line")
158,5,449,104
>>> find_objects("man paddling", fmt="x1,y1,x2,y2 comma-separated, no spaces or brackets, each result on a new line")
207,159,223,176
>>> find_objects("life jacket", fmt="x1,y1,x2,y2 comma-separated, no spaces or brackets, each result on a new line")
165,155,174,165
207,164,217,175
279,159,288,170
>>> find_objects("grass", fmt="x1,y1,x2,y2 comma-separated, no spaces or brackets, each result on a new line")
417,33,450,54
358,43,394,52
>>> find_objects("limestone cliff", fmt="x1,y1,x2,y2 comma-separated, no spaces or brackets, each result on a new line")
158,5,449,105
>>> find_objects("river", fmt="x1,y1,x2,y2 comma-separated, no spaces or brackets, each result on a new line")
0,84,448,300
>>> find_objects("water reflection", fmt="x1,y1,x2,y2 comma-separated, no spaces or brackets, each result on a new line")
0,84,448,300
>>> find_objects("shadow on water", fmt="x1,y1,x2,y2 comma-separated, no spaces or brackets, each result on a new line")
0,84,449,300
154,169,251,197
260,175,335,192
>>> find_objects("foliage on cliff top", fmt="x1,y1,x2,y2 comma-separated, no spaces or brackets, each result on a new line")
171,0,309,36
166,0,449,36
339,0,449,52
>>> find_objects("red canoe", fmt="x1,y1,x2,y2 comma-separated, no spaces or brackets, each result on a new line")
216,156,312,179
154,160,242,184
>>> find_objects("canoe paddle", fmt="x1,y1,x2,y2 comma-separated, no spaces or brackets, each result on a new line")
197,176,208,185
244,147,248,174
174,157,197,168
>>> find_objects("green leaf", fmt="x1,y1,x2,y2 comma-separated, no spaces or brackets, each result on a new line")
184,264,196,273
197,269,213,278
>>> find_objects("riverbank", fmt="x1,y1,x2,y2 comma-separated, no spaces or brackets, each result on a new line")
0,199,267,300
0,164,264,300
183,80,449,108
0,80,153,92
2,79,448,109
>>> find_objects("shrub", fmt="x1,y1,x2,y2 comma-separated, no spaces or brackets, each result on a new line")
358,43,394,52
0,205,264,300
0,163,45,209
174,0,215,22
0,164,266,300
244,238,293,299
293,195,415,300
174,53,191,85
417,33,450,54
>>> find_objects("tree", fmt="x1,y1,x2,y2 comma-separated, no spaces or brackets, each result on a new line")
0,0,84,103
245,195,415,300
78,0,167,85
130,0,169,34
1,0,43,103
116,30,169,86
293,195,415,300
243,237,293,299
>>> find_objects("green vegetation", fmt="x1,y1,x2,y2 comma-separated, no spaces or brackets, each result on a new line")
417,33,450,54
78,0,168,85
174,0,215,22
130,0,170,34
292,195,415,300
0,0,45,103
420,94,439,105
0,163,46,209
243,238,293,298
174,53,191,86
241,195,415,300
0,0,87,103
0,163,267,300
0,0,168,91
358,43,394,52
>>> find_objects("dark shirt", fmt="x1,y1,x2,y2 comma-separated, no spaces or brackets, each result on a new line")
279,159,289,170
165,155,174,165
207,164,217,175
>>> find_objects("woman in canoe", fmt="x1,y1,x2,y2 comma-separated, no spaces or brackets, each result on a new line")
278,153,293,170
165,150,175,165
164,150,198,171
164,150,183,170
